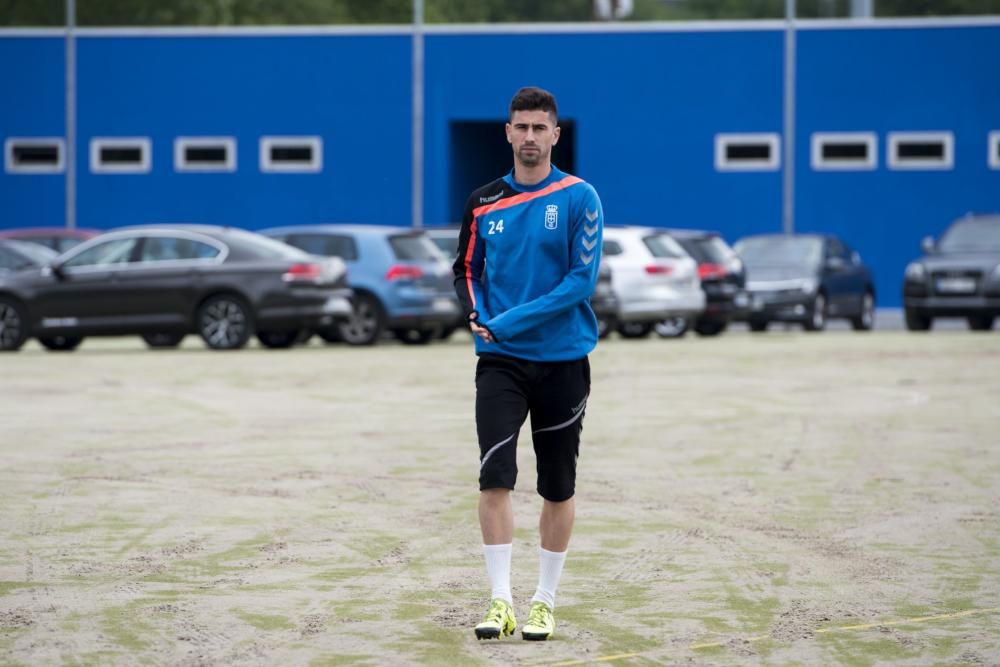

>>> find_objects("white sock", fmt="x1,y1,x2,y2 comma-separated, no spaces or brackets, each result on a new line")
531,547,567,609
483,543,512,604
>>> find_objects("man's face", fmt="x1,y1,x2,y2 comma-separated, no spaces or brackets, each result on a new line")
506,109,560,168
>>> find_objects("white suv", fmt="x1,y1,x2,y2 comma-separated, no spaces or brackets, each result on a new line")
601,226,705,338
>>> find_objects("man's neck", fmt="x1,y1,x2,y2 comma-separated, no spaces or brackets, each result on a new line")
513,162,552,186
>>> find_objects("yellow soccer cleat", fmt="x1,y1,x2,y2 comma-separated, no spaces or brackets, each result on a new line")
474,598,517,640
521,601,555,641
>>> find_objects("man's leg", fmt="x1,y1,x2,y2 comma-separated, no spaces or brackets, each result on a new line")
524,357,590,640
474,356,528,640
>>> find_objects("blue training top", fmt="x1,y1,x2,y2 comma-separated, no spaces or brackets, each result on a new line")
452,165,604,362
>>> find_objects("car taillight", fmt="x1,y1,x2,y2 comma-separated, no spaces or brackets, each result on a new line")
283,263,322,282
385,264,424,281
698,263,728,280
645,264,673,275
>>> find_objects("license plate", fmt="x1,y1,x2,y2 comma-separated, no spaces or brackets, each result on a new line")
432,297,456,312
936,277,976,294
751,295,764,311
734,292,749,308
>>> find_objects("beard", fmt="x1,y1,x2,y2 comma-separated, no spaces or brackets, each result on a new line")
516,144,547,167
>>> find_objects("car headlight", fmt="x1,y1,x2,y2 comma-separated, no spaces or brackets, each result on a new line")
905,262,926,281
798,278,818,294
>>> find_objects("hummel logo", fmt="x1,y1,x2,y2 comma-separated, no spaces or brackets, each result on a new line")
582,238,596,251
479,191,504,204
581,253,594,265
585,208,599,223
584,224,598,237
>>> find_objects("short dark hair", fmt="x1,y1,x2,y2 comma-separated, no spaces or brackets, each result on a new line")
509,87,558,123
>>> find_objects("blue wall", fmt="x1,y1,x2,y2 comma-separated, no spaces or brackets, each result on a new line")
2,22,999,305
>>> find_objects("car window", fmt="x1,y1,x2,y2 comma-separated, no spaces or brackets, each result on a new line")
603,240,623,256
226,229,309,260
734,236,823,267
8,240,56,265
62,237,139,268
389,233,441,261
939,217,1000,253
678,236,735,264
826,238,847,260
140,236,220,262
55,238,88,252
286,233,358,260
0,247,18,270
643,234,687,259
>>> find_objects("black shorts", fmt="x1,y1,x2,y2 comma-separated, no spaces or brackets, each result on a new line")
475,354,590,502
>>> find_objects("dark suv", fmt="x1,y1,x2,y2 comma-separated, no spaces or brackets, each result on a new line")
903,214,1000,331
665,229,747,336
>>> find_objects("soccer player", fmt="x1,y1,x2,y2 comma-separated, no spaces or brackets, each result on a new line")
452,86,604,641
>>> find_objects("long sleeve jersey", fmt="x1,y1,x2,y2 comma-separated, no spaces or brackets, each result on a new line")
452,165,604,362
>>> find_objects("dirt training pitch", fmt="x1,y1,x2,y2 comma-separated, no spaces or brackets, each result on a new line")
1,331,998,665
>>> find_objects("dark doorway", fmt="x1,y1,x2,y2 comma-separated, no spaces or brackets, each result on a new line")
449,119,576,222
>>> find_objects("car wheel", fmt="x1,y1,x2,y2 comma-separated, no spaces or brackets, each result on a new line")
694,320,727,337
748,318,769,332
904,308,932,332
596,314,616,340
141,332,185,348
0,297,29,352
616,322,653,339
38,335,84,351
197,294,253,350
295,329,315,345
654,317,689,338
256,329,300,349
337,293,385,346
392,328,437,345
967,315,995,331
851,291,876,331
803,293,827,332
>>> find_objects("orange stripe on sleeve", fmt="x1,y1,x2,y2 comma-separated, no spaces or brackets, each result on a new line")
472,175,582,219
464,218,478,309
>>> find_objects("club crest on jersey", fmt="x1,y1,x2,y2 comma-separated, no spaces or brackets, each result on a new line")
544,204,559,230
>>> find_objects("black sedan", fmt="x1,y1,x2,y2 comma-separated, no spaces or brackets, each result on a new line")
666,229,748,336
903,214,1000,331
733,233,875,332
0,225,352,352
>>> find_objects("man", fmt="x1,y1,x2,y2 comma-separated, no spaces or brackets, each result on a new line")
452,86,603,642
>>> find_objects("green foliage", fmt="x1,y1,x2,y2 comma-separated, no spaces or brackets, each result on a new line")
1,0,998,27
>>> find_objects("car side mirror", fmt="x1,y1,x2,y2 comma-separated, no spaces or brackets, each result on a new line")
921,236,935,254
47,262,67,280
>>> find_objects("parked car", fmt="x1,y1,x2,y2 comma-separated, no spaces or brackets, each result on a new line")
661,229,748,336
0,239,58,273
902,213,1000,331
0,225,352,352
601,226,705,338
261,224,461,345
0,227,100,253
425,225,460,260
733,233,875,332
591,260,619,339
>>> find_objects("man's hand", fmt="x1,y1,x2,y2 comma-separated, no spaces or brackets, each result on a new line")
470,321,494,343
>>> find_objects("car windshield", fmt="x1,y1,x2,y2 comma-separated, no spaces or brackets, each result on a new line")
643,234,687,259
938,217,1000,253
390,233,443,261
678,236,736,264
9,240,57,265
734,236,823,267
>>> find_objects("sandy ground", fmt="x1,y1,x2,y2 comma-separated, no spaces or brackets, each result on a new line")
1,330,998,666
